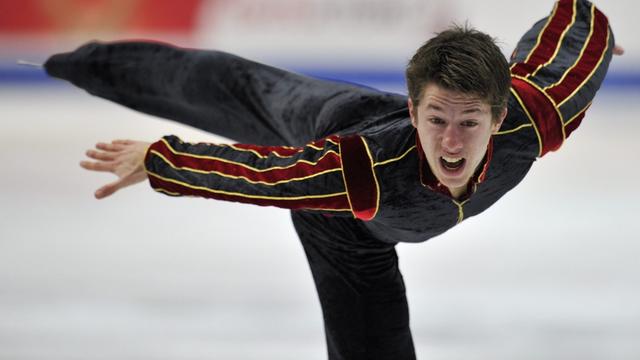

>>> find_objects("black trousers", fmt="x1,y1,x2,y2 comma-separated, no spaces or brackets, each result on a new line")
291,211,416,360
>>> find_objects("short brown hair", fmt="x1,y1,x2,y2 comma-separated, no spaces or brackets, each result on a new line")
406,25,510,120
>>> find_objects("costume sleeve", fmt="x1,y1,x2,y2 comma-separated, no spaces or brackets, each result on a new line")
509,0,614,157
43,41,402,145
144,134,380,221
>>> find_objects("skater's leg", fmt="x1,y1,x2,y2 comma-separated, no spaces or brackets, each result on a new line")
45,41,407,146
291,212,416,360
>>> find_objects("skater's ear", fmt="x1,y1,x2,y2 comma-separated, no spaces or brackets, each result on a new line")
408,98,418,128
491,106,507,134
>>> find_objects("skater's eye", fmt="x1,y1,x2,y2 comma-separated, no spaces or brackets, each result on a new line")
429,117,445,125
461,120,478,127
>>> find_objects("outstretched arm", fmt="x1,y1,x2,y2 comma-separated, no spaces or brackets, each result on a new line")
81,134,380,221
508,0,618,157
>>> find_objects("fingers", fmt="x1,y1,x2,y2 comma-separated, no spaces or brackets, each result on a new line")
613,45,624,56
92,139,136,152
80,160,116,172
96,142,125,152
86,149,115,161
95,180,121,199
94,170,148,199
81,140,131,172
112,139,135,145
81,139,150,199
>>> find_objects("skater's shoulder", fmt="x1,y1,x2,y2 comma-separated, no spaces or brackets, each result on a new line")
355,115,418,170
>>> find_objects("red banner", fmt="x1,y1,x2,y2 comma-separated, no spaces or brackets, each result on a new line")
0,0,203,34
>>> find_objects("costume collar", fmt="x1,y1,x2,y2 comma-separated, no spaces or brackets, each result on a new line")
415,133,494,200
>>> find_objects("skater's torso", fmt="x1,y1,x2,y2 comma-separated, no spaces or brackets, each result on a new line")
325,92,539,244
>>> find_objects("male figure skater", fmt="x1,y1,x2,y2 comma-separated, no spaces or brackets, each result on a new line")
44,0,621,358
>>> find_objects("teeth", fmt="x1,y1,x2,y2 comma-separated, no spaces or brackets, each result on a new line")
442,156,462,163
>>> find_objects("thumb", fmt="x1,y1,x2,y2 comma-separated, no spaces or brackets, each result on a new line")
94,180,123,199
94,168,148,199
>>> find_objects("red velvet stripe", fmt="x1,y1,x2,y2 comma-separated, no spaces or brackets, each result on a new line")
511,0,575,77
512,77,564,156
340,135,378,221
151,140,342,184
148,174,351,210
546,7,608,103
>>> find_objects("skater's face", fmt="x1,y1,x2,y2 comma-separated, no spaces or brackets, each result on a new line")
409,83,506,199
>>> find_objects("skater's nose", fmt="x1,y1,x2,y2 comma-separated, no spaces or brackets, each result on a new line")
441,125,463,153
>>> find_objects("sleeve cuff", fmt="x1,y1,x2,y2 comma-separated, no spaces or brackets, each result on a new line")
339,135,380,221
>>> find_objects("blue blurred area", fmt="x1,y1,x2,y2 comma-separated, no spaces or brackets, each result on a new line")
2,65,640,91
0,66,51,84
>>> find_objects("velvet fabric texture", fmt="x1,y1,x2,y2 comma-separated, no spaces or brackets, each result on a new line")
43,0,614,357
291,211,416,360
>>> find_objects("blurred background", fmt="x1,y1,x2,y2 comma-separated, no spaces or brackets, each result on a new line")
1,0,639,359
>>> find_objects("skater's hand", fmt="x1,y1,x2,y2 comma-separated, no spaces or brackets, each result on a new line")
613,45,624,56
80,139,150,199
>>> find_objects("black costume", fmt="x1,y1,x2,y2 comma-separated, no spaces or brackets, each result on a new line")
45,0,614,358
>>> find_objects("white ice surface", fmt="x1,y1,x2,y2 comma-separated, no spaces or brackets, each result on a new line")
1,85,639,359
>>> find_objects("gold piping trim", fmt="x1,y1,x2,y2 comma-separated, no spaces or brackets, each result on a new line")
338,141,356,218
361,136,380,220
150,149,343,186
565,101,592,127
510,87,543,157
307,137,340,150
178,137,317,150
453,199,470,224
176,137,339,160
495,123,533,135
558,26,610,108
154,188,181,196
529,0,577,78
523,2,560,65
225,144,302,159
373,145,417,167
544,4,596,93
512,74,566,140
160,138,340,173
148,170,348,201
513,75,556,104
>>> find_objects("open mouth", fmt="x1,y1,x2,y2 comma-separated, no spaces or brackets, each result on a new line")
440,156,465,171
